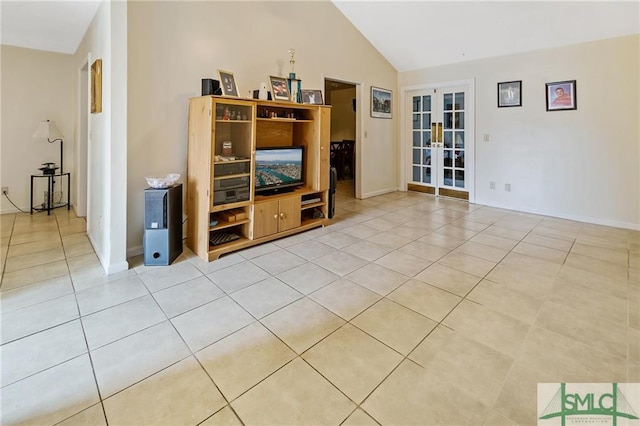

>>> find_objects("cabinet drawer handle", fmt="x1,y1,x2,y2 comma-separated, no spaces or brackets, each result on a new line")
273,214,278,220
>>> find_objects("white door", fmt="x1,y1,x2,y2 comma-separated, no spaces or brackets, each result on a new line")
407,85,471,200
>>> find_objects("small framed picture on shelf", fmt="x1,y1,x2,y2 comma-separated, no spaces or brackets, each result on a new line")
301,89,323,105
371,86,392,118
546,80,576,111
269,76,291,101
218,70,239,97
497,80,522,108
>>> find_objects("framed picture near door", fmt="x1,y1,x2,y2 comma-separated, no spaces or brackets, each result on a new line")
371,86,392,118
546,80,576,111
497,80,522,108
91,59,102,114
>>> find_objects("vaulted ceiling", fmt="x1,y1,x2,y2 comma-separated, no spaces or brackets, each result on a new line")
332,1,640,71
1,1,638,71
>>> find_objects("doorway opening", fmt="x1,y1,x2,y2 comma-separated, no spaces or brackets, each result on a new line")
324,78,358,199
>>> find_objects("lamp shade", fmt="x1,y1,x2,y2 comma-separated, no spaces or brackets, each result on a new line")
33,120,63,140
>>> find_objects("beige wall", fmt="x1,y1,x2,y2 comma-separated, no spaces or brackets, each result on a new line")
400,34,640,229
126,0,398,253
0,46,75,214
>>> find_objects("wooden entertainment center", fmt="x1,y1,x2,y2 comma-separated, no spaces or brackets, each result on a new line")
187,96,331,261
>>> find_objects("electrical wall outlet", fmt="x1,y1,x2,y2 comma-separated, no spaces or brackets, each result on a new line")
489,181,496,190
505,183,511,192
1,186,8,195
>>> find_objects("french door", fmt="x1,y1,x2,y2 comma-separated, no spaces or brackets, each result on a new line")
407,85,471,200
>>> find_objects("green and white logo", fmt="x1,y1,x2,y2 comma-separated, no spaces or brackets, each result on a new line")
538,383,640,425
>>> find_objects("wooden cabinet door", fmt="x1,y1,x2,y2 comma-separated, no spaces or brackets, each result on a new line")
252,200,279,239
278,197,301,232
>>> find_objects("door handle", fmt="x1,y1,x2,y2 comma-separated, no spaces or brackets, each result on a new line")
437,122,443,143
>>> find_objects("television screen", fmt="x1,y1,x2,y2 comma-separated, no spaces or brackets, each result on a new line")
255,146,304,194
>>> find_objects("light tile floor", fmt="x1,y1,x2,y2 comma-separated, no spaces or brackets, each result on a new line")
1,181,639,425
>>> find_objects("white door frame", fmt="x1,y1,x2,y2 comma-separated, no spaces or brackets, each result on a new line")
400,79,475,203
322,75,363,199
76,53,92,220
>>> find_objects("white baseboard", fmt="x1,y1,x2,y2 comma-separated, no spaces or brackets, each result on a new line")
107,260,130,275
361,187,398,199
127,245,143,259
477,200,640,231
87,231,130,275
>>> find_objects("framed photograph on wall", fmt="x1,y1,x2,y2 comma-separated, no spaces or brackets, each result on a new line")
301,89,323,105
218,70,239,97
497,80,522,108
91,59,102,114
371,86,392,118
546,80,576,111
269,76,291,101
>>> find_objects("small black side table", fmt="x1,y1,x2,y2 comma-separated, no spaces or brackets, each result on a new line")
30,172,71,215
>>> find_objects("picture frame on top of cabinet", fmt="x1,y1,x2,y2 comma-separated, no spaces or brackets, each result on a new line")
301,89,323,105
218,70,239,97
91,59,102,114
497,80,522,108
270,76,291,101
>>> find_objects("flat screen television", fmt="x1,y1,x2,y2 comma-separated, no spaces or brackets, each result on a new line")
255,146,304,194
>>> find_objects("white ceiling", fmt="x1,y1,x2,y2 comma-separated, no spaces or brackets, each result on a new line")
1,1,638,71
332,0,640,71
0,0,101,54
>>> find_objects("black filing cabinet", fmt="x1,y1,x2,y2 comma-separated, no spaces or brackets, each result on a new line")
143,184,182,265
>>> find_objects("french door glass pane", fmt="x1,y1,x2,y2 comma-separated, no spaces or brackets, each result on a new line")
455,112,464,129
444,169,453,186
455,150,465,168
455,92,464,109
413,114,420,129
412,96,420,112
413,132,421,147
443,132,453,148
424,150,432,165
422,113,431,129
455,131,464,148
423,96,431,111
423,132,431,146
443,150,453,167
444,112,453,129
412,149,421,164
413,166,420,181
455,170,465,188
443,94,453,110
423,167,431,184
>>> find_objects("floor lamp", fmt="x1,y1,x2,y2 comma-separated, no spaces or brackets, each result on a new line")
33,120,65,209
33,120,64,173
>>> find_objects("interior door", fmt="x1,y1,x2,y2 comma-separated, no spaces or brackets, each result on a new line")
408,86,469,200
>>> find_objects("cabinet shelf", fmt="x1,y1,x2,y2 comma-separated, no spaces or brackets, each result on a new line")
256,118,312,123
215,120,252,124
300,201,325,211
214,159,250,164
209,235,249,251
213,173,250,181
212,200,251,212
210,218,250,232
